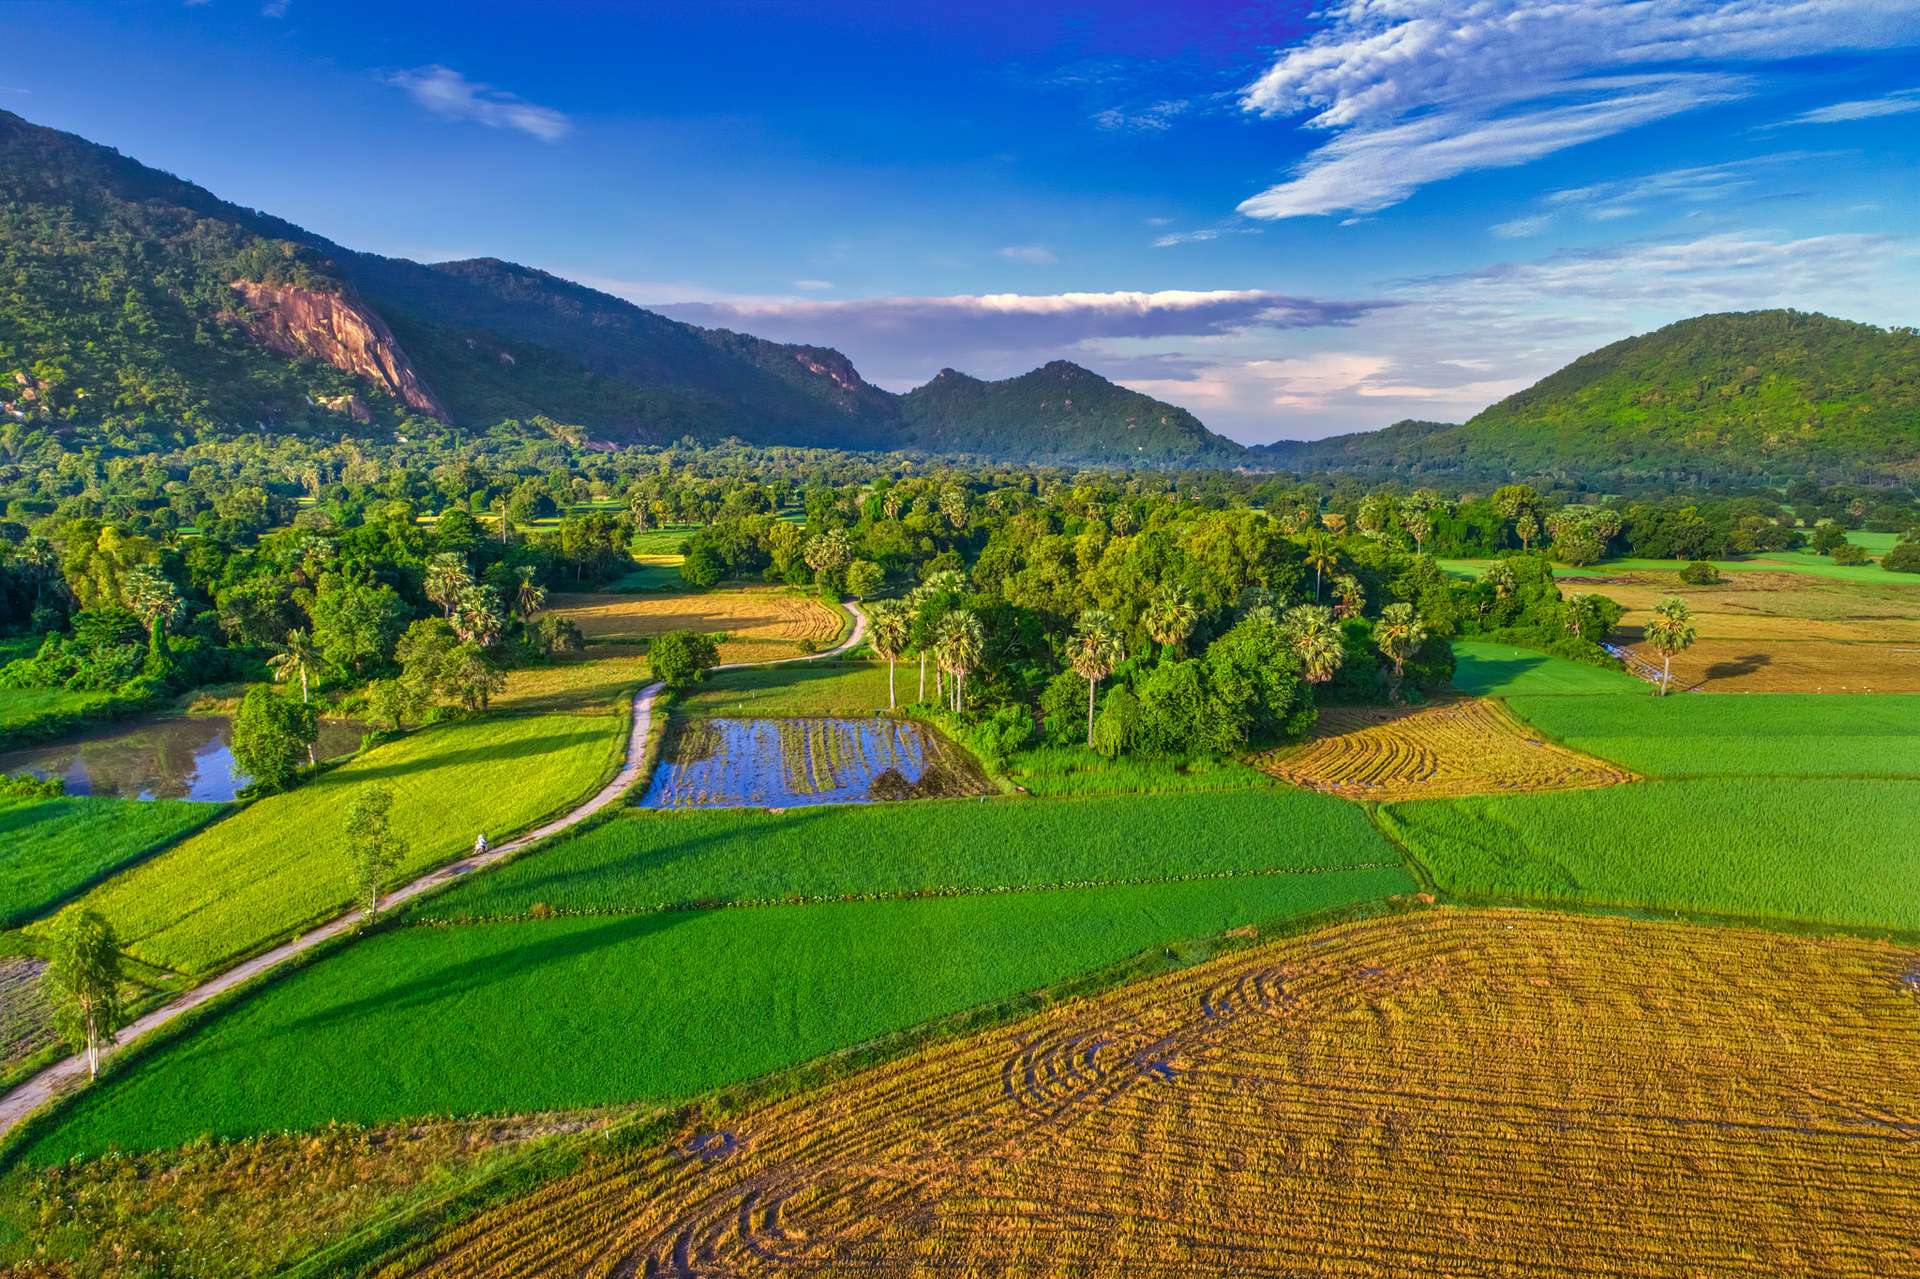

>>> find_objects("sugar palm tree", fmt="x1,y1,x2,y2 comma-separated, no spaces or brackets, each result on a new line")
1066,610,1124,747
1140,588,1198,660
1331,573,1365,621
868,601,912,711
1373,603,1427,703
1644,595,1696,696
515,566,547,619
935,610,984,713
1282,604,1344,686
451,584,505,648
267,629,322,764
423,552,471,619
1303,532,1339,602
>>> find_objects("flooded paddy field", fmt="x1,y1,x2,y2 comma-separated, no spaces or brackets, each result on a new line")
639,716,991,809
0,715,364,801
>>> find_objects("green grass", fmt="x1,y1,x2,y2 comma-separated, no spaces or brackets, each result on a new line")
0,796,223,929
0,687,123,745
417,789,1387,920
999,746,1275,797
22,867,1411,1160
1381,779,1920,933
57,711,624,977
1437,536,1920,585
676,660,897,717
1504,693,1920,778
1450,641,1647,697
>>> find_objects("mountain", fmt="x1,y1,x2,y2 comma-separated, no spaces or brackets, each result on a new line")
897,362,1243,464
1258,312,1920,487
0,109,1225,464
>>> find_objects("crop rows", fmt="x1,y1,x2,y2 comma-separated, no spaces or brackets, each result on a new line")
387,909,1920,1278
0,956,55,1077
1258,698,1634,801
547,587,843,664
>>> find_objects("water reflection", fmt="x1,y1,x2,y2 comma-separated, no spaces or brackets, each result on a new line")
0,716,364,802
638,716,988,809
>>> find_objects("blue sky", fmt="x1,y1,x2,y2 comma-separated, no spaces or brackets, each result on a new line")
7,0,1920,441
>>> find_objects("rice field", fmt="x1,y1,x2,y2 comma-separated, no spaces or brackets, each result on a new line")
1504,692,1920,778
999,746,1274,797
0,956,55,1081
676,661,898,717
0,794,224,928
1379,778,1920,931
1255,697,1635,801
639,716,991,808
1449,641,1647,697
379,908,1920,1279
543,588,845,666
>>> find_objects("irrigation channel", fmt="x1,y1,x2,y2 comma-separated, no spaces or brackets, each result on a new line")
0,601,869,1140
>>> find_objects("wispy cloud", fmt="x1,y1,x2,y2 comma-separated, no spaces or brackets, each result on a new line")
1093,99,1190,132
1491,213,1553,238
386,65,571,142
997,245,1058,265
1489,152,1832,233
259,0,289,16
1235,0,1920,219
792,279,834,291
1777,86,1920,126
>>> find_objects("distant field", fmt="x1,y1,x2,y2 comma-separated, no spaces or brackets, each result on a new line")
419,789,1392,921
545,587,845,665
393,909,1920,1279
1506,692,1920,778
1440,531,1920,585
1380,778,1920,932
24,868,1412,1159
1450,641,1646,697
1256,698,1634,801
1000,745,1275,797
59,711,624,976
0,795,223,928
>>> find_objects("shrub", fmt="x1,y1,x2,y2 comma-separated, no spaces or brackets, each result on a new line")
1090,688,1141,759
648,630,720,688
1678,560,1721,585
1885,541,1920,574
678,544,724,589
1830,543,1869,566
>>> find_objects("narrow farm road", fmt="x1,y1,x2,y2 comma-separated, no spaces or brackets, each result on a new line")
0,600,868,1139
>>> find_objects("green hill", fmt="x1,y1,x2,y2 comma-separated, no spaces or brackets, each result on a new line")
0,109,1226,464
1259,312,1920,487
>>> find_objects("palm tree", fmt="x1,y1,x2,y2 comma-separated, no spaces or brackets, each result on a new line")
935,610,984,713
1303,532,1339,602
423,552,471,619
1373,603,1427,703
451,585,505,648
267,629,322,764
1140,588,1198,660
1282,604,1344,685
515,566,547,619
868,602,912,711
1066,610,1124,747
1331,574,1365,621
1644,595,1696,696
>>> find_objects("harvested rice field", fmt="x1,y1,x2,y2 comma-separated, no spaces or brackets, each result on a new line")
640,716,992,808
543,588,845,666
386,909,1920,1279
0,956,55,1081
1255,697,1634,801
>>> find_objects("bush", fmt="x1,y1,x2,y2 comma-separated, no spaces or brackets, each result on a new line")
1678,560,1721,585
1830,543,1869,566
1884,541,1920,574
965,705,1035,769
648,630,720,688
1090,688,1141,760
0,771,63,798
678,544,724,589
1038,669,1090,745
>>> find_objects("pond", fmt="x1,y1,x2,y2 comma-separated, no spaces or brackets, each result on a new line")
0,715,365,802
638,716,991,809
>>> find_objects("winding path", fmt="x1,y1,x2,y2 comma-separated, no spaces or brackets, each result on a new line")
0,600,868,1139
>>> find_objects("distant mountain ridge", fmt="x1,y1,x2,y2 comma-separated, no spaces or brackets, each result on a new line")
1260,311,1920,486
0,109,1235,463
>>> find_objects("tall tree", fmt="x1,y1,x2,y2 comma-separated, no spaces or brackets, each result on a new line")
515,566,547,619
345,786,407,919
1303,532,1339,602
423,552,471,619
1331,574,1365,622
867,601,911,711
1644,595,1697,696
1141,588,1198,660
1066,610,1125,747
1373,603,1428,703
936,610,984,713
45,906,123,1081
266,628,323,763
231,685,318,792
1282,604,1345,686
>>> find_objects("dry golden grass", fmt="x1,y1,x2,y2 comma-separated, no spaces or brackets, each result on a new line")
1255,697,1634,801
544,588,844,666
495,645,648,715
1598,572,1920,692
388,909,1920,1279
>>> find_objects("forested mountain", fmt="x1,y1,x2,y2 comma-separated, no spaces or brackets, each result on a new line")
0,109,1218,464
897,362,1243,464
1259,312,1920,487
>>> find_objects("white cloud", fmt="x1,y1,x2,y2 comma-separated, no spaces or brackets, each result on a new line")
1491,213,1553,238
386,65,572,142
1093,99,1190,132
1236,0,1920,218
997,245,1058,265
1778,86,1920,125
1153,228,1221,247
259,0,289,15
792,279,834,291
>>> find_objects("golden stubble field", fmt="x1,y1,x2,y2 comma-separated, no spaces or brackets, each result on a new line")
497,589,846,712
1255,697,1635,801
390,909,1920,1278
1601,571,1920,692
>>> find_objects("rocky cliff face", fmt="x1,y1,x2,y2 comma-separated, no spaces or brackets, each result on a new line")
230,281,449,420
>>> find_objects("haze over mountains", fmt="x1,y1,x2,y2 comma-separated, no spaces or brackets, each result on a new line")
2,108,1916,483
